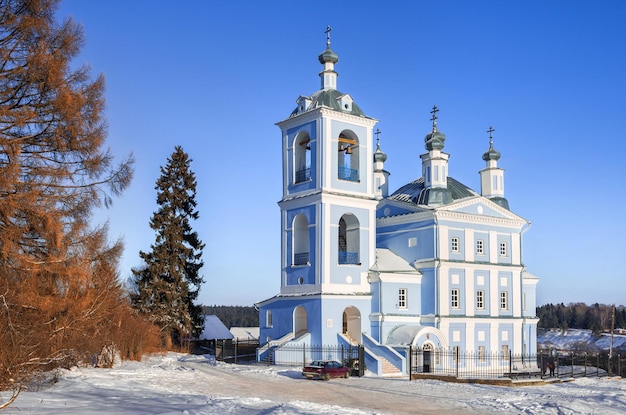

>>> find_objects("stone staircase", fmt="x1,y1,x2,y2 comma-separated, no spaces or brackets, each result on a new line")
381,356,404,377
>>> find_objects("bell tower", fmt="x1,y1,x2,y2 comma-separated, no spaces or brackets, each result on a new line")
257,27,379,347
275,27,378,299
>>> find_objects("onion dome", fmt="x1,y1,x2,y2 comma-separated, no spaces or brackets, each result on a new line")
374,138,387,163
425,129,446,151
482,126,501,161
424,105,445,151
482,145,501,161
318,46,339,64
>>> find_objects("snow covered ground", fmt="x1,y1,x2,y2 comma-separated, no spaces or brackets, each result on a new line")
2,352,625,415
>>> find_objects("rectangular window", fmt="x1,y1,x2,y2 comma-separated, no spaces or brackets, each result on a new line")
408,237,417,247
501,344,509,361
398,288,407,309
451,237,459,253
478,345,486,362
451,288,460,309
453,346,459,363
499,242,507,256
476,239,484,255
500,291,508,310
266,310,273,328
523,292,527,312
476,290,484,310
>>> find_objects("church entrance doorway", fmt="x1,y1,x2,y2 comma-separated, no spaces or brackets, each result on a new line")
293,306,307,337
423,343,432,373
342,307,361,343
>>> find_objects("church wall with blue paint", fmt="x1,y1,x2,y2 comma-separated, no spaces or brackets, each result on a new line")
257,29,539,375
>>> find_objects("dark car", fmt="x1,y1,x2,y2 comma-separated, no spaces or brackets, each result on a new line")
302,360,350,380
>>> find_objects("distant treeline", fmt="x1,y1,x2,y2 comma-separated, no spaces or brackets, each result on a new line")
537,303,626,334
202,305,258,328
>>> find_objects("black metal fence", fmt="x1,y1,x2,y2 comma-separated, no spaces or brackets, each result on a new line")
410,347,534,379
218,339,259,363
255,343,623,381
259,344,364,376
410,347,624,380
536,349,624,379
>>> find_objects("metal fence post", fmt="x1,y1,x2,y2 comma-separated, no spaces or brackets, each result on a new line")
555,351,559,378
359,345,365,377
408,345,412,379
341,344,344,365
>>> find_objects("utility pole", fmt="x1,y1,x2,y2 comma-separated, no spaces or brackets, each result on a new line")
609,304,615,376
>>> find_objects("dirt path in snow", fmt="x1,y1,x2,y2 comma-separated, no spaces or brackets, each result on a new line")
181,359,479,415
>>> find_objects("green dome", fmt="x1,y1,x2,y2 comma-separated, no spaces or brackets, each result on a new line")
318,46,339,64
424,130,446,151
482,146,501,161
374,144,387,163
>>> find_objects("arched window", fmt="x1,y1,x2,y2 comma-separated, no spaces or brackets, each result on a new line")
294,133,311,183
337,131,359,182
338,214,360,264
265,310,273,328
293,214,309,266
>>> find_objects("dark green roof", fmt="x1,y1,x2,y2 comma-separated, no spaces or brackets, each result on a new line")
290,89,367,117
389,177,477,206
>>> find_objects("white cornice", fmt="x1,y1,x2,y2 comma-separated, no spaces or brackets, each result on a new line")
377,196,528,228
281,188,379,206
439,197,527,224
276,108,322,129
276,106,378,130
411,259,524,272
319,107,378,125
436,209,526,228
377,209,435,226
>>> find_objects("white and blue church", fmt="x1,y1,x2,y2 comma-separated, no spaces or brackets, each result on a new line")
257,30,539,375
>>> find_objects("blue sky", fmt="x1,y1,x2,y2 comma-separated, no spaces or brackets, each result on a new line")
57,1,626,307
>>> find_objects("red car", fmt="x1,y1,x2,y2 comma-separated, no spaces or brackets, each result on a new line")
302,360,350,380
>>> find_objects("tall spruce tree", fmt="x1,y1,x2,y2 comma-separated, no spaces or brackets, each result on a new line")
133,146,205,347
